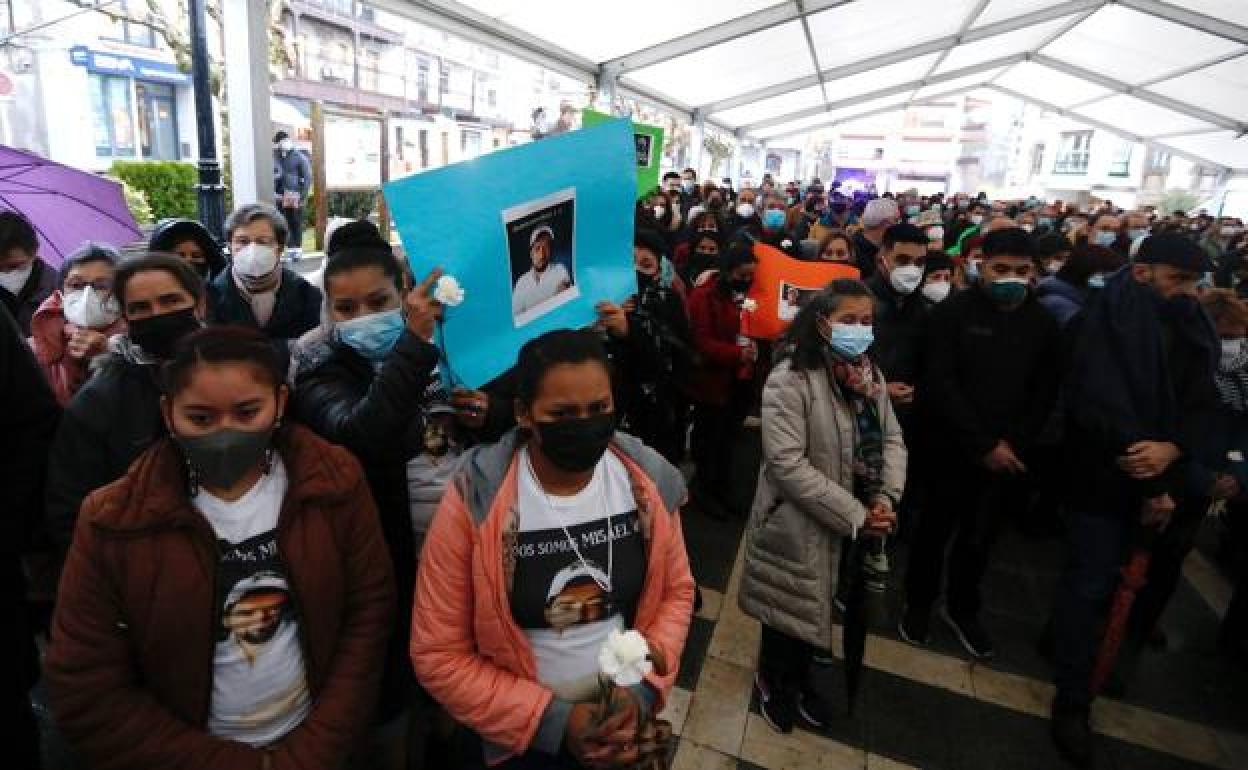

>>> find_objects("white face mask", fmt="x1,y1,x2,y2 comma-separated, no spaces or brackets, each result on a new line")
62,286,121,329
921,281,951,303
279,139,294,153
652,205,666,221
736,202,756,219
232,242,278,280
1046,260,1064,275
1021,223,1035,233
0,260,33,294
889,264,924,295
970,214,984,226
926,227,944,242
1221,338,1245,368
1222,225,1242,238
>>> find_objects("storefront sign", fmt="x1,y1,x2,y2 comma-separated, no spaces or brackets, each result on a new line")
69,45,190,85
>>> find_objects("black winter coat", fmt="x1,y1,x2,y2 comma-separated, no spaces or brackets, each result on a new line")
919,286,1061,467
867,272,929,387
614,279,693,462
293,330,440,718
208,267,322,346
1062,270,1221,515
45,349,164,548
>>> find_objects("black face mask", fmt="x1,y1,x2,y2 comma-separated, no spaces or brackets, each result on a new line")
128,306,201,360
534,413,616,473
176,425,275,490
722,277,751,294
636,270,657,289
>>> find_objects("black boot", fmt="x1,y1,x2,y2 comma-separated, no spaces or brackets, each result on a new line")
1050,700,1093,769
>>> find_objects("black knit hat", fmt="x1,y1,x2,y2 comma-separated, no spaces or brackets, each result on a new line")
1135,233,1212,272
633,227,669,260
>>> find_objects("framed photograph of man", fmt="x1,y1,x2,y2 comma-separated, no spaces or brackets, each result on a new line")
504,188,578,327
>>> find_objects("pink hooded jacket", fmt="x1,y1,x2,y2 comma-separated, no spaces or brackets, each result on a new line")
411,430,694,764
28,291,126,406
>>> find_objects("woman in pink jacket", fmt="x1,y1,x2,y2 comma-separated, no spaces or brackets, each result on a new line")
411,329,695,769
28,243,126,405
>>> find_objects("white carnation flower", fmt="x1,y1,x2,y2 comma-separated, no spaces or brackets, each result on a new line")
598,629,652,687
741,298,758,313
433,274,465,307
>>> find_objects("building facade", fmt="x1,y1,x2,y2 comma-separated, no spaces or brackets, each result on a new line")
0,0,200,171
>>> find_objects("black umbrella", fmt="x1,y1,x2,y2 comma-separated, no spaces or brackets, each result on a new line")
841,535,888,714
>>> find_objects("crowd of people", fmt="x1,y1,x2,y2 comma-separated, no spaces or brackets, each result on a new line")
0,166,1245,770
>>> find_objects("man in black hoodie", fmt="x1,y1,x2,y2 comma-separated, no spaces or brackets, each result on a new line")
0,301,60,768
1050,235,1218,768
901,228,1061,659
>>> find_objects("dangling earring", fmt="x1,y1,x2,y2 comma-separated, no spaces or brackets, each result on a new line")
184,455,200,497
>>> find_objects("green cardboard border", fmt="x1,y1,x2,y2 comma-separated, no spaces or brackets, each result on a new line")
582,108,665,200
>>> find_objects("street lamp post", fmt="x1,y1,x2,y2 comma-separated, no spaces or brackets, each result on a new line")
189,0,225,241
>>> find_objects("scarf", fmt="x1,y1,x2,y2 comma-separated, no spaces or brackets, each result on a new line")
827,350,885,503
1216,347,1248,413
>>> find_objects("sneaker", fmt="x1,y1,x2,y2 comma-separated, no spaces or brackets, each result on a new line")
941,607,996,660
797,688,836,729
1050,702,1093,769
755,673,795,734
898,604,930,646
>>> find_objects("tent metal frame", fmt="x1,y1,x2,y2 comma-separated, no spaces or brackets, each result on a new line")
377,0,1248,170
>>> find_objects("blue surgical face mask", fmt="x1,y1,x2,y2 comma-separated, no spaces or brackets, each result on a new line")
1093,230,1118,247
827,322,874,358
1087,273,1107,289
905,204,919,216
762,209,786,230
336,307,404,363
1038,217,1053,229
1128,228,1149,242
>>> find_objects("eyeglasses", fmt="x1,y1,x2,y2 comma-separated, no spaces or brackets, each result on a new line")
230,236,278,249
64,278,114,293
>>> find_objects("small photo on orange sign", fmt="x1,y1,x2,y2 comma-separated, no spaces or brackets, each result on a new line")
742,242,860,339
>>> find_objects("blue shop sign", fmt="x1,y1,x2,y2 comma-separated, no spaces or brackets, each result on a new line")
69,45,190,85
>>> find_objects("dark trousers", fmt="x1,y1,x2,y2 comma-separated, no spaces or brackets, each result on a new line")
758,623,816,693
2,559,40,769
281,205,304,249
1052,510,1131,708
690,396,748,500
1224,500,1248,648
1126,499,1205,639
903,464,1010,619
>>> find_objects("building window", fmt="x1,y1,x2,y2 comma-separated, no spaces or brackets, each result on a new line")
1147,148,1171,174
136,81,179,160
1030,144,1045,175
416,61,429,103
1109,141,1132,177
90,74,137,158
1053,130,1092,174
488,89,497,108
110,0,156,48
438,64,449,98
461,130,481,158
418,129,429,168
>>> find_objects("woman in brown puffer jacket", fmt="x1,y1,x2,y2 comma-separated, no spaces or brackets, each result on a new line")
45,325,395,770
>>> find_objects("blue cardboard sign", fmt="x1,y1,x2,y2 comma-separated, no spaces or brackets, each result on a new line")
384,118,637,388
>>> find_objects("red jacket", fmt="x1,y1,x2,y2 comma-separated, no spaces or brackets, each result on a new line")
687,280,746,406
45,425,396,770
28,290,126,406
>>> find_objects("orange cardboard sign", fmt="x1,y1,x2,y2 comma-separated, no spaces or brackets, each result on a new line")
740,242,860,339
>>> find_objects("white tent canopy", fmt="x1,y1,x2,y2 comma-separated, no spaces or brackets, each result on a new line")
381,0,1248,172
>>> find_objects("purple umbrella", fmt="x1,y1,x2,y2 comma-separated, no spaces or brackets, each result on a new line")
0,144,141,266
